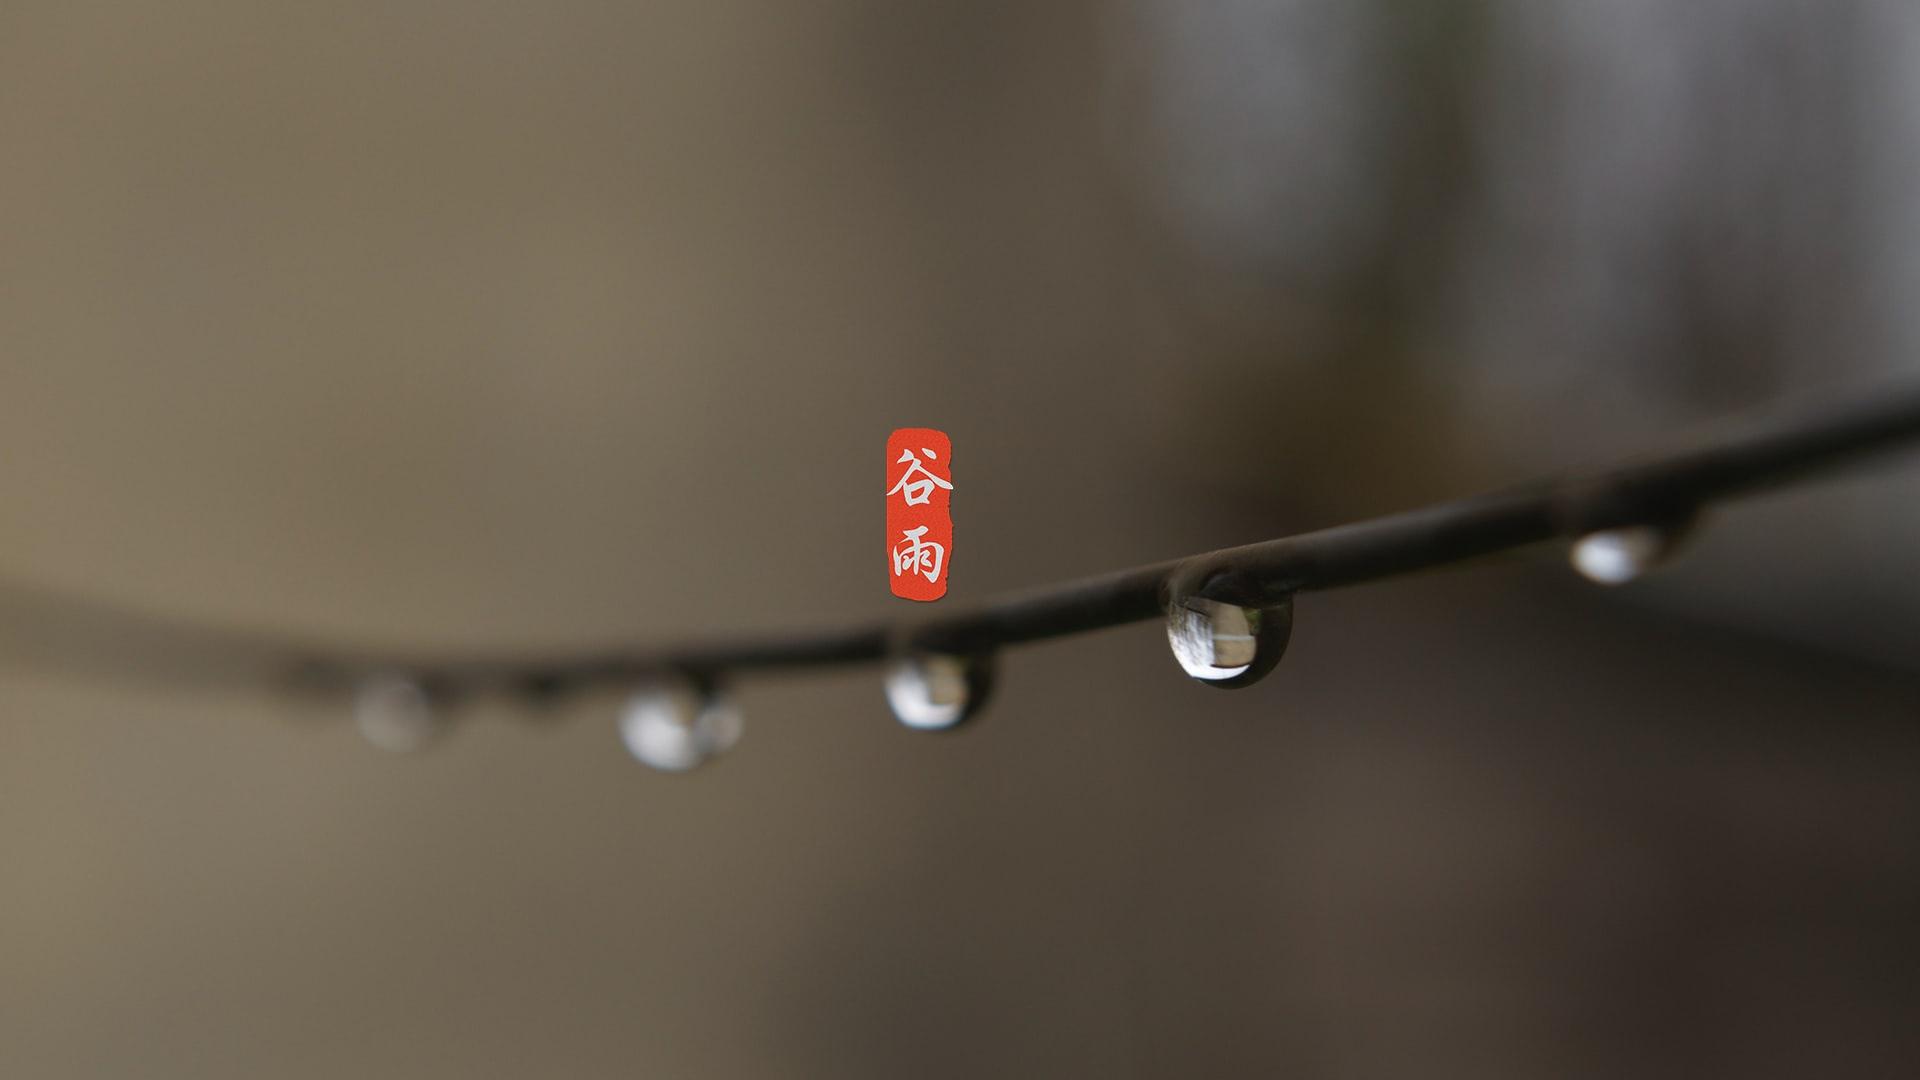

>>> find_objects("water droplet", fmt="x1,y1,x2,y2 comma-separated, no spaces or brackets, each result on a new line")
354,674,442,752
1570,524,1685,586
1166,595,1292,688
884,652,995,731
617,683,743,772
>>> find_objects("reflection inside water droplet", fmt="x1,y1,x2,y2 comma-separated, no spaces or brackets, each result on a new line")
355,674,441,753
1166,595,1292,688
884,652,994,731
1570,524,1683,586
618,684,743,772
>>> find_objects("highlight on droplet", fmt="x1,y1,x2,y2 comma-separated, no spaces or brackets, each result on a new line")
1569,520,1692,586
884,651,995,731
1166,594,1294,689
617,682,744,772
354,673,444,752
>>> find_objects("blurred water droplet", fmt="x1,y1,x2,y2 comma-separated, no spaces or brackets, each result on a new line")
354,675,442,752
884,652,994,731
1570,524,1684,585
1166,595,1292,688
617,684,743,772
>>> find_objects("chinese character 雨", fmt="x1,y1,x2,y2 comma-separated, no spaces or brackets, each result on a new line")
886,447,953,507
892,525,946,584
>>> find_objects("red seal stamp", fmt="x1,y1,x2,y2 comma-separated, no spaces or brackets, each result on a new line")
886,428,952,601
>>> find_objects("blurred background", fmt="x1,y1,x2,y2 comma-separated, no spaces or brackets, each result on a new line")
4,2,1920,1075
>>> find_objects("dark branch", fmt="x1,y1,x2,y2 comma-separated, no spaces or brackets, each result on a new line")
9,384,1920,701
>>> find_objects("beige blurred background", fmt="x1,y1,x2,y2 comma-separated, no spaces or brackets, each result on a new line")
3,2,1919,1076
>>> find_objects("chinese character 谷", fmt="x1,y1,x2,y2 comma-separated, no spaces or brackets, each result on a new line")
886,447,953,507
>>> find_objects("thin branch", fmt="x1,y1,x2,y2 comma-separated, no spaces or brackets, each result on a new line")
9,384,1920,702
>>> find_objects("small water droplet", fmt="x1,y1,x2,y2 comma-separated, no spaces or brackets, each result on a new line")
617,683,743,772
884,652,994,731
1166,595,1292,688
354,674,442,753
1570,524,1685,586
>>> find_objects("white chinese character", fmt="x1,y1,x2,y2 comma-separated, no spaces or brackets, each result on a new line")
886,447,953,506
892,525,946,584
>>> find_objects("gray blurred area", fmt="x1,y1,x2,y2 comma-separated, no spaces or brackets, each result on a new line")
3,2,1920,1076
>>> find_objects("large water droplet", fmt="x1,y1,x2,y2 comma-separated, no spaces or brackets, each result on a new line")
1166,596,1292,689
884,652,994,731
617,683,743,772
1570,524,1685,586
354,674,442,753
